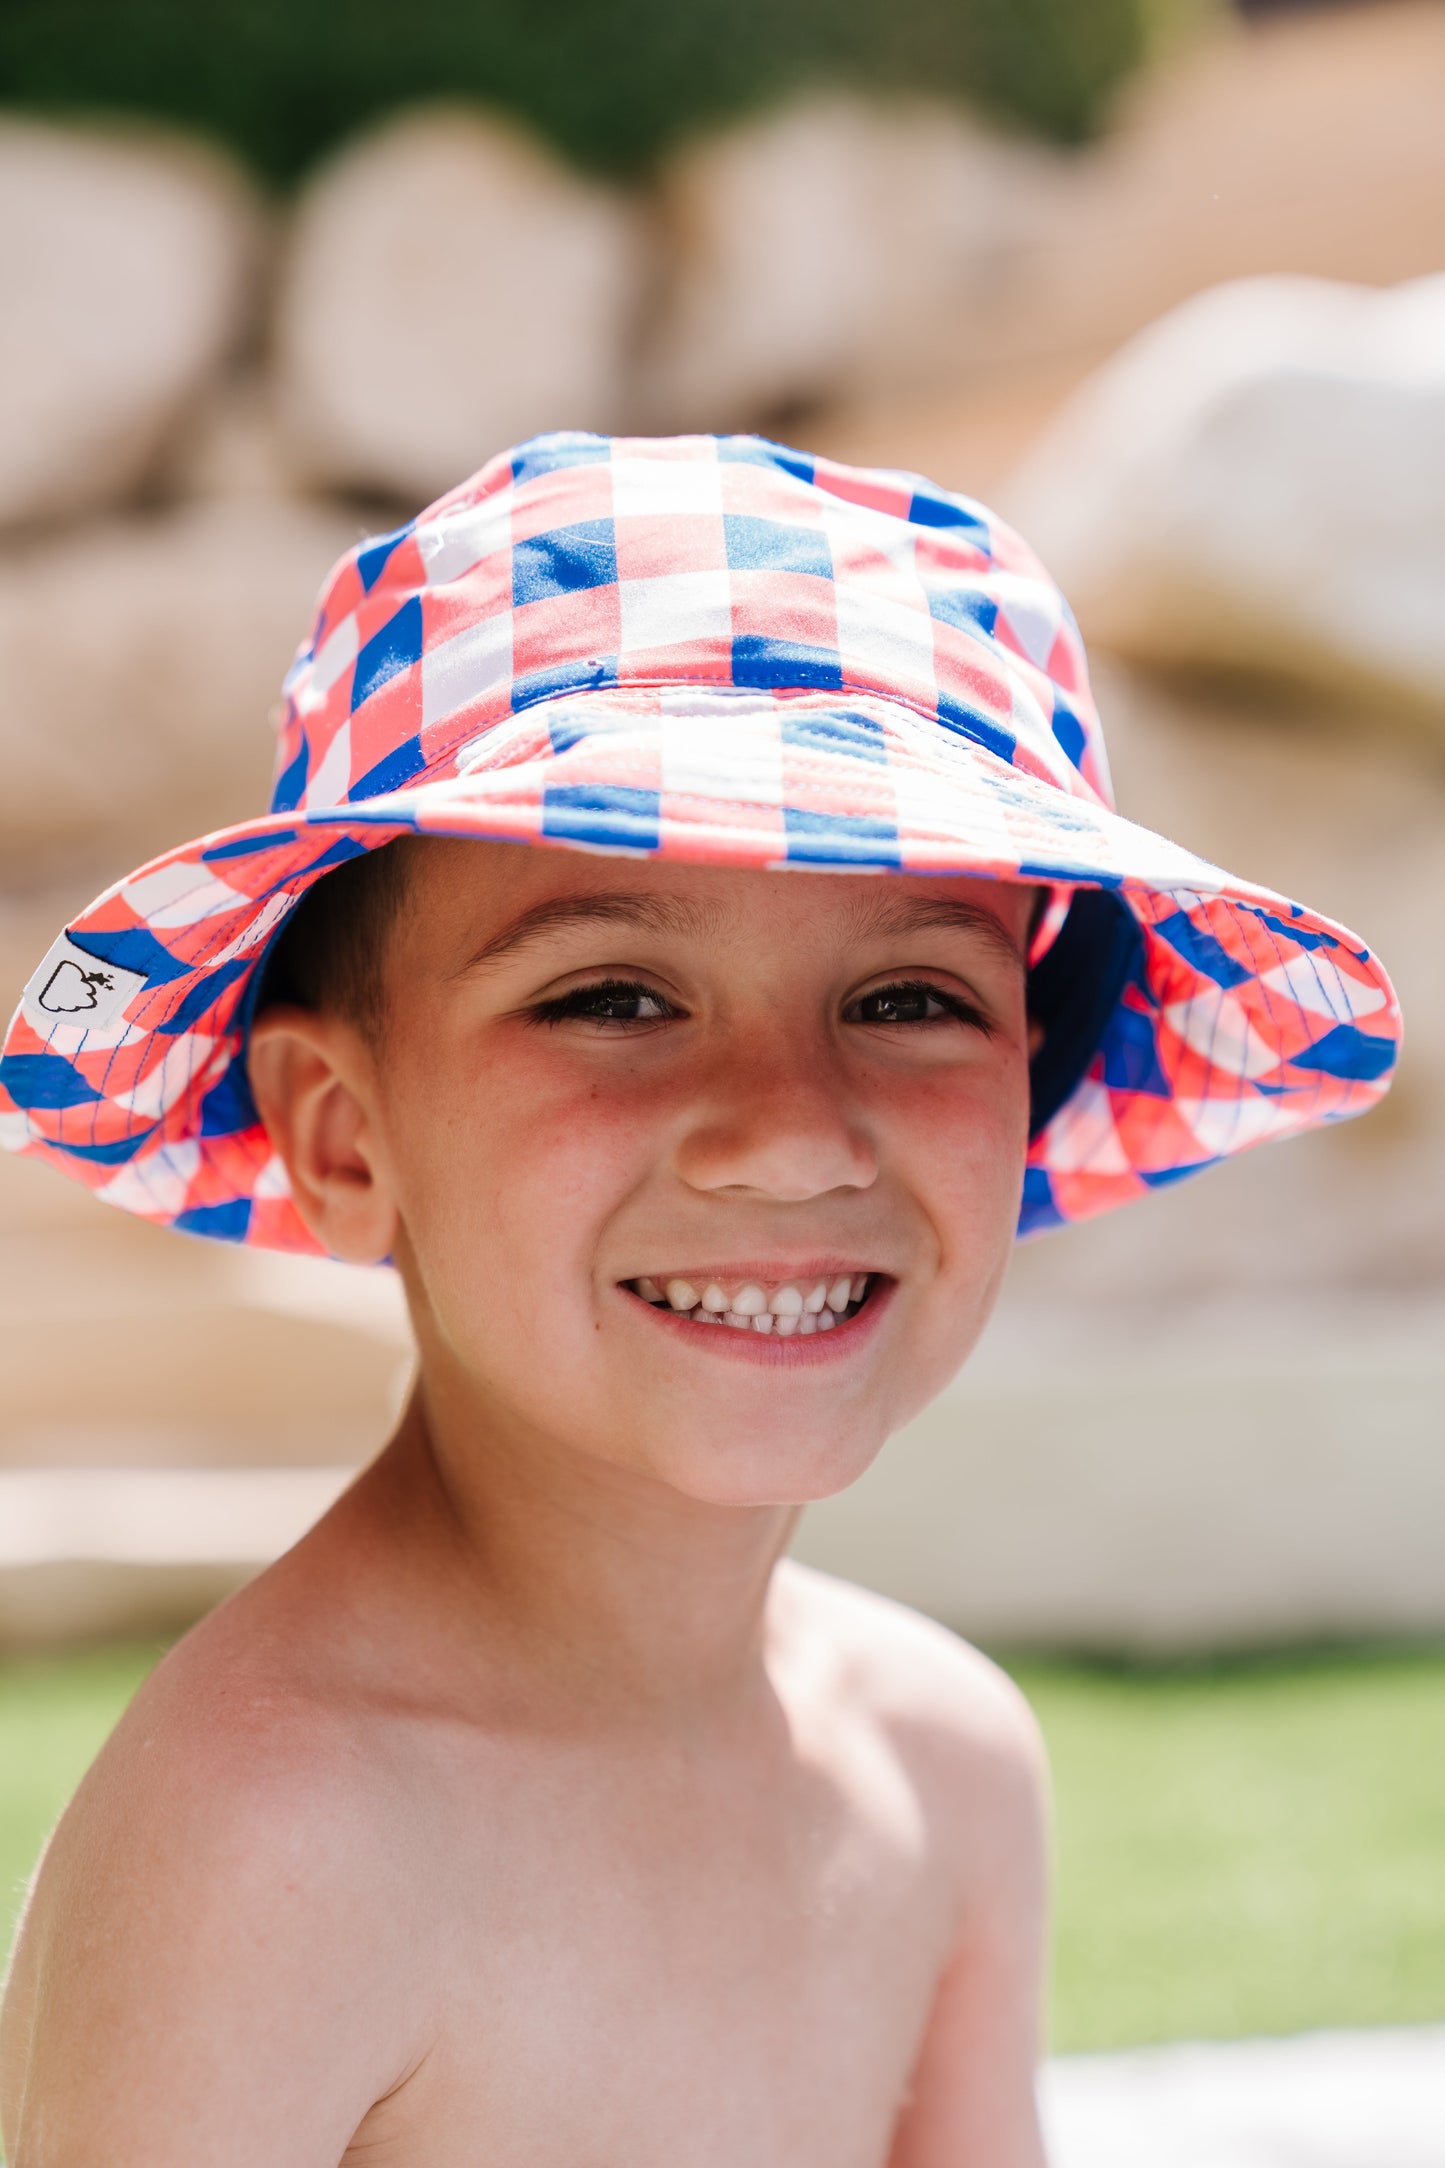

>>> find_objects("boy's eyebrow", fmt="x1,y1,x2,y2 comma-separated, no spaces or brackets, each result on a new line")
458,893,722,974
459,887,1027,975
842,893,1028,973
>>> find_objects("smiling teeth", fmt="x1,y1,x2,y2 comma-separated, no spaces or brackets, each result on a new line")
630,1274,875,1331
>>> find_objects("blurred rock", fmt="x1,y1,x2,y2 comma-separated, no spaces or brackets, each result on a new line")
811,354,1086,514
0,119,263,530
809,0,1445,461
641,95,1054,429
274,106,649,503
0,496,360,884
1002,274,1445,715
960,0,1445,380
162,375,298,503
797,1285,1445,1650
0,1169,411,1475
0,1469,355,1648
0,1038,412,1481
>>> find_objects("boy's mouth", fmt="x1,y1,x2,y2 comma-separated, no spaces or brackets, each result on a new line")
623,1272,876,1335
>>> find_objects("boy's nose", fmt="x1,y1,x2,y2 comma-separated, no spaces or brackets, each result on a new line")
674,1050,879,1202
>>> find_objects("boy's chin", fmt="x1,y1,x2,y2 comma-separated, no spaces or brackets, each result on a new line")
637,1428,890,1512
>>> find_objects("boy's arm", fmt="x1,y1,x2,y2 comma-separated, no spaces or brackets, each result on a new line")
1,1687,431,2168
886,1660,1052,2168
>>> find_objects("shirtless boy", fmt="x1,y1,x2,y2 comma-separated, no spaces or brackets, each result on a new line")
0,433,1398,2166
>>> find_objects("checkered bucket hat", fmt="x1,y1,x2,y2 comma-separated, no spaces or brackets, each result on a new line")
1,432,1400,1252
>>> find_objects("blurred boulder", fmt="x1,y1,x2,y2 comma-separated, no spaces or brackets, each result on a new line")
810,0,1445,459
0,496,359,883
976,0,1445,378
0,119,263,530
162,375,298,504
274,106,650,503
1002,274,1445,716
640,94,1055,430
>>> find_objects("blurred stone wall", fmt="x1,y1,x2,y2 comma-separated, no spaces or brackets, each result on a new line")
2,0,1443,1649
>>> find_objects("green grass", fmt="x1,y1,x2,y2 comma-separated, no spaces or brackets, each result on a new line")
2,1643,1443,2052
0,1643,162,1951
1014,1648,1445,2050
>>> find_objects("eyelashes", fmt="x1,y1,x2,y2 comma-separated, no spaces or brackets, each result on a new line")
527,979,679,1027
527,976,992,1034
841,980,989,1030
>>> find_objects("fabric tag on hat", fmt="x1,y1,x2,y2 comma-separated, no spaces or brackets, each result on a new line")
22,935,147,1037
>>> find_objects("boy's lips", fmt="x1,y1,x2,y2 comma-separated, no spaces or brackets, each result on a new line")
618,1268,892,1351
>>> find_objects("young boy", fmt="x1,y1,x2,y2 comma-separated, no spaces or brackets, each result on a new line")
0,434,1397,2166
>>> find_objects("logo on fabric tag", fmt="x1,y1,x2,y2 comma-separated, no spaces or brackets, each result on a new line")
22,935,147,1037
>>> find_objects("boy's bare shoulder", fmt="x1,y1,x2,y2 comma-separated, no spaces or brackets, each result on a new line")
43,1544,446,1943
46,1571,401,1872
774,1560,1047,1824
1,1565,436,2157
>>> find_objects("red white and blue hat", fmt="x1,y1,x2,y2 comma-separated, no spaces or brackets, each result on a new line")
0,432,1400,1250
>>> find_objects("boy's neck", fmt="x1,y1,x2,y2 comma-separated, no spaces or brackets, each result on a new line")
366,1385,799,1727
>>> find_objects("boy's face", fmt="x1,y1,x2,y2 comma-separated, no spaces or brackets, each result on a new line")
261,840,1035,1509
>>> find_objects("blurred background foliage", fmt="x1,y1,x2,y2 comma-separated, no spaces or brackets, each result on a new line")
0,0,1167,180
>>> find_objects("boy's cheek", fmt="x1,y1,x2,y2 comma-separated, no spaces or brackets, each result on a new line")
886,1059,1031,1217
901,1084,1029,1337
382,1069,649,1319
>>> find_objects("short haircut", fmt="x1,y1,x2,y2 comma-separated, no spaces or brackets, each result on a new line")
255,838,414,1040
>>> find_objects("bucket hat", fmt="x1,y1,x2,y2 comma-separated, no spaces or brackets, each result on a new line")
0,432,1399,1251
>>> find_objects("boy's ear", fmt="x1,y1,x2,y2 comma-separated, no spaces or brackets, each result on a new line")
246,1007,398,1265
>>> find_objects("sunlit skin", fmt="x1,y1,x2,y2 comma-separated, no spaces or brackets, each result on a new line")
0,841,1051,2168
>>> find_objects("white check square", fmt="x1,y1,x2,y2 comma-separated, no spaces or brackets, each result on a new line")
620,571,733,654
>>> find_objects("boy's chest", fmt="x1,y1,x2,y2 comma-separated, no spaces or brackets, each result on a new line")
347,1729,956,2168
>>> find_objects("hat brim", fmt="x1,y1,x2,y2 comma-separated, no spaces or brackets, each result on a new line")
0,687,1400,1250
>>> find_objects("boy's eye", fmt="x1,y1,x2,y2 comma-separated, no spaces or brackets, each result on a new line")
531,978,679,1027
844,980,981,1028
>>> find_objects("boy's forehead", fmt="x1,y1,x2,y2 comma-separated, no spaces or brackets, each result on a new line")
403,837,1031,973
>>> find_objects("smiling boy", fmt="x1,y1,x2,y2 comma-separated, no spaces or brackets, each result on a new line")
0,434,1398,2166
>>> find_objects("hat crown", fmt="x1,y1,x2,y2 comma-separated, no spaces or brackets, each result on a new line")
271,432,1113,820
